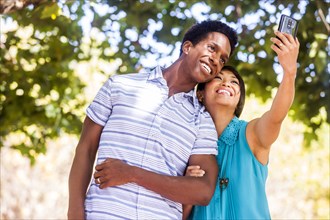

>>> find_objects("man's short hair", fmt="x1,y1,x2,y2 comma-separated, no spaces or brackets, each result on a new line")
180,20,238,56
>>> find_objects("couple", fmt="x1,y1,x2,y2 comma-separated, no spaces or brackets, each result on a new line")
68,20,299,219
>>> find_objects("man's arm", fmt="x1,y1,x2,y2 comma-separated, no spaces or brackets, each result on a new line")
94,154,218,205
68,117,103,220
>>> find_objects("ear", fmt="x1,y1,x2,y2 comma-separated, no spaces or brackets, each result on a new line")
197,90,204,103
182,41,192,54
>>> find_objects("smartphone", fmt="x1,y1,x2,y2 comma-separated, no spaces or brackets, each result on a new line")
278,14,299,37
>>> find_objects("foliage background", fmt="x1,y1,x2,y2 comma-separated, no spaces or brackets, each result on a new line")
0,0,329,219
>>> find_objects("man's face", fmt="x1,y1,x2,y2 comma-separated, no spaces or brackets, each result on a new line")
182,32,231,84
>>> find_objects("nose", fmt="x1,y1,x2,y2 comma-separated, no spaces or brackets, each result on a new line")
209,53,223,71
221,81,230,87
209,52,220,65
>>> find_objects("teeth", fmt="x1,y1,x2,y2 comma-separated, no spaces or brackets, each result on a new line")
201,63,211,74
217,89,231,96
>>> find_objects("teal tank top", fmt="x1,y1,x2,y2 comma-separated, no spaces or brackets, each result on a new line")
190,117,271,219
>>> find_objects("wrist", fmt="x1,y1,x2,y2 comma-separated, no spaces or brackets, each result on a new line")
283,70,297,81
124,162,152,185
129,165,142,184
284,67,297,77
68,205,85,220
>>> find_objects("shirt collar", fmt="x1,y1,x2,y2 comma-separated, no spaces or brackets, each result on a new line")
148,65,204,111
218,117,243,146
148,65,164,81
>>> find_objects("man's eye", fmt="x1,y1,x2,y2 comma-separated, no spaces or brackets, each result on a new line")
208,45,215,51
220,58,225,64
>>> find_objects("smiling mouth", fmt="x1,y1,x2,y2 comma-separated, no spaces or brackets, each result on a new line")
201,62,211,74
217,89,231,96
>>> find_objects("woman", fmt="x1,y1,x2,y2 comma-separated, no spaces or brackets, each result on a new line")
184,31,300,219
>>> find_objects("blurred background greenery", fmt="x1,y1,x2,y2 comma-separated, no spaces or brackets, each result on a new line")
0,0,329,219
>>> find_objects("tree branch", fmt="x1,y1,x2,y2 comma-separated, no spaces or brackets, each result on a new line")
315,0,330,34
0,0,50,14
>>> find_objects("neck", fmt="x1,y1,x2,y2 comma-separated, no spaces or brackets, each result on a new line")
163,58,196,96
209,108,235,138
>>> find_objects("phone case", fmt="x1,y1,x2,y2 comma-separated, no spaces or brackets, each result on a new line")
278,15,299,37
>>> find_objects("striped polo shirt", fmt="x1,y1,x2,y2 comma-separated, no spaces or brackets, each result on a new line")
85,66,218,219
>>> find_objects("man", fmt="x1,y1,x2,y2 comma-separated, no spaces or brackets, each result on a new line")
68,20,238,219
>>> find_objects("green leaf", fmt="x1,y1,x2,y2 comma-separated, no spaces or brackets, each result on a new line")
40,3,61,19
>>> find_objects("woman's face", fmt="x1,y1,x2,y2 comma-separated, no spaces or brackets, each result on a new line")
202,69,241,113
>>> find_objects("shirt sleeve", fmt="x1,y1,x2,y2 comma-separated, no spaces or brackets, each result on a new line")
191,112,218,156
86,77,113,126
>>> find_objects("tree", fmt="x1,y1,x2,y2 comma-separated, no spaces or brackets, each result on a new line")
0,0,50,14
0,1,87,164
1,0,329,163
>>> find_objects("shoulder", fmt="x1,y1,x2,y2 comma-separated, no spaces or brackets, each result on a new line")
104,72,150,90
110,72,149,82
244,119,270,165
198,108,216,130
245,118,260,147
220,117,247,145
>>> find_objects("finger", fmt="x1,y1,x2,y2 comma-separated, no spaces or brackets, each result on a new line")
192,172,205,177
295,36,300,45
270,44,281,55
99,182,106,189
186,165,200,171
95,164,105,172
274,31,293,48
190,168,205,175
270,37,284,49
94,176,102,184
95,160,108,170
94,170,103,182
195,170,206,176
95,159,110,171
274,31,287,44
190,169,205,174
95,164,101,171
99,179,114,189
104,158,113,163
282,32,295,44
282,35,298,53
190,171,205,177
186,170,199,177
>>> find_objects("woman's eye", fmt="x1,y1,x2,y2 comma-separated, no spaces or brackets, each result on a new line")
220,58,225,64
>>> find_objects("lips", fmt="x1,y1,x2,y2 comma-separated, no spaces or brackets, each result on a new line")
216,89,232,96
201,62,211,74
